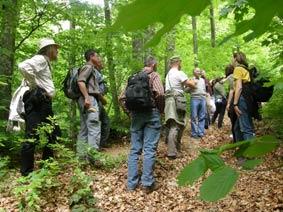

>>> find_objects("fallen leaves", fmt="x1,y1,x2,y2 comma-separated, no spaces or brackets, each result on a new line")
0,119,282,211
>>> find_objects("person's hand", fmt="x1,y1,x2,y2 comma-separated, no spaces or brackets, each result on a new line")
234,105,242,117
226,103,230,111
84,97,91,109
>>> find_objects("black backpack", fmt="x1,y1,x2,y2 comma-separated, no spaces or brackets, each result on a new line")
243,66,274,103
125,71,153,112
241,66,274,119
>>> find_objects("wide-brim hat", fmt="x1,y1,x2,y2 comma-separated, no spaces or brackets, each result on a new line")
38,38,59,51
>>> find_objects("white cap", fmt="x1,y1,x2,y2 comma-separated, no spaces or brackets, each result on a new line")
38,38,59,51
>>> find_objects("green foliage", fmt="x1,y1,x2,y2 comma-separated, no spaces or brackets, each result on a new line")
177,135,280,202
241,159,263,170
69,168,97,212
242,136,278,158
177,156,207,186
200,166,239,202
202,153,225,171
14,159,61,211
87,148,127,170
0,156,10,179
221,0,283,43
112,0,210,46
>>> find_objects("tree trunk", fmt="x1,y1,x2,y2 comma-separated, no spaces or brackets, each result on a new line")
0,0,20,120
209,0,216,48
164,29,176,78
143,26,155,60
68,3,78,143
132,32,143,70
191,16,198,68
104,0,120,122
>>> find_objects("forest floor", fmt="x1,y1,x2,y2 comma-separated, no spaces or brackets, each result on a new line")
0,119,282,211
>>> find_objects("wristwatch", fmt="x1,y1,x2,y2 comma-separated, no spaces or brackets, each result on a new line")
233,103,238,107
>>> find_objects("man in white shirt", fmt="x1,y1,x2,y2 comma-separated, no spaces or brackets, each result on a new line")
18,38,61,176
164,56,195,159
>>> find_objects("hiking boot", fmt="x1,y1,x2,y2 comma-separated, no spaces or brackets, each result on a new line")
142,183,159,194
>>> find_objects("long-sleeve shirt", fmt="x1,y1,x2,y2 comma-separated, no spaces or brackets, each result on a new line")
119,68,165,113
18,55,55,97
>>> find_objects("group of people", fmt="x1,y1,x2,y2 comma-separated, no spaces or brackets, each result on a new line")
118,52,257,193
17,37,256,194
18,38,110,176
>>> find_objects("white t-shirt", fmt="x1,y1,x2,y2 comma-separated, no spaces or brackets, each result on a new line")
18,55,55,97
165,68,188,93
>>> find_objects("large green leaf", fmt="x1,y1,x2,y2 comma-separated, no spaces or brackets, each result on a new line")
202,153,225,171
242,159,263,170
200,166,239,202
112,0,210,46
243,135,278,158
177,156,208,186
221,0,283,44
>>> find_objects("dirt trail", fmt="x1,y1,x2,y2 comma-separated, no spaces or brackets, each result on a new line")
92,120,283,211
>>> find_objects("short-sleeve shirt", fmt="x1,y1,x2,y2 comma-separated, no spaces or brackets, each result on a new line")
233,66,250,83
78,63,100,96
165,68,188,93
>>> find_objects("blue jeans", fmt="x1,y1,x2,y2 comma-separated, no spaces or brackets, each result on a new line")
234,96,254,141
128,109,161,189
190,97,206,137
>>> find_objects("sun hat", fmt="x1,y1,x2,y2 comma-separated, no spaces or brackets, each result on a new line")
38,38,59,51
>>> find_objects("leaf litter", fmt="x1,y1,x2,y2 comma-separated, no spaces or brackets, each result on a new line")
0,118,282,211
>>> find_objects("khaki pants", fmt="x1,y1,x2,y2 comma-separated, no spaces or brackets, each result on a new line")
166,119,184,157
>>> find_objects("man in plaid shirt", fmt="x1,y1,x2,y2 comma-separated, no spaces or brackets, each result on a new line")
119,56,164,193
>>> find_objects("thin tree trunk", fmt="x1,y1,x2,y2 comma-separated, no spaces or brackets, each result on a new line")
0,0,20,120
143,26,155,60
164,29,176,78
104,0,120,122
68,2,78,143
132,32,143,70
209,0,216,48
192,16,198,68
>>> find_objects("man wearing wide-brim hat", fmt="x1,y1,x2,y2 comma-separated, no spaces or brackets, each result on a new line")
18,38,61,176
